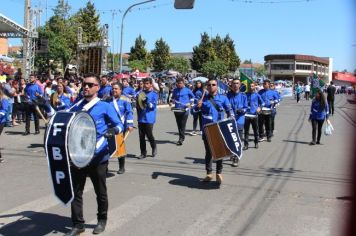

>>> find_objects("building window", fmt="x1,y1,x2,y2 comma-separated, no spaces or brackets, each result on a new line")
296,64,311,70
271,64,293,70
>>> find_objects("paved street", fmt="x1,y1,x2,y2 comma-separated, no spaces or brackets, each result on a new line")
0,95,354,236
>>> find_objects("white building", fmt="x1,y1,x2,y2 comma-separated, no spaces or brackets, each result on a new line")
264,54,332,84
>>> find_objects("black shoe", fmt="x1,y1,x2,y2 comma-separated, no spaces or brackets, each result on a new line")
34,130,40,135
152,147,157,157
93,220,106,234
117,168,125,174
267,138,271,142
176,140,183,146
316,141,322,145
138,154,146,159
23,131,30,136
309,141,316,145
242,146,248,151
64,227,85,236
255,143,259,149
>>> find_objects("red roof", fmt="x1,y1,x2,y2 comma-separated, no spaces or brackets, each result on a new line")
332,72,356,84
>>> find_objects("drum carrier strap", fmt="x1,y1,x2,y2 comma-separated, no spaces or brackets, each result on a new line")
208,95,223,120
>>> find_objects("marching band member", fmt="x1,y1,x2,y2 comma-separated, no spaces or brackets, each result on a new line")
258,80,279,142
227,78,247,167
0,89,9,163
196,78,233,184
50,82,71,111
136,78,158,159
110,82,134,174
269,82,281,136
244,82,264,150
191,80,205,135
122,78,136,101
170,78,195,145
309,89,329,145
24,74,43,135
65,73,123,236
98,75,112,99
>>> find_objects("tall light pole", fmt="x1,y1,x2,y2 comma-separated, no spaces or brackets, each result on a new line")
119,0,155,73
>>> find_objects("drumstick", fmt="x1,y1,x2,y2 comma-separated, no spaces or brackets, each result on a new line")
35,105,48,124
123,131,130,141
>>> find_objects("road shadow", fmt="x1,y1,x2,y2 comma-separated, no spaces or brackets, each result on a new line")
27,143,44,148
4,131,25,135
185,156,205,164
265,167,301,176
155,139,176,145
151,172,220,190
0,211,93,236
282,139,310,145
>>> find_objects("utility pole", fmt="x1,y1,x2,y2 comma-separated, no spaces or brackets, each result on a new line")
111,10,117,71
23,0,31,79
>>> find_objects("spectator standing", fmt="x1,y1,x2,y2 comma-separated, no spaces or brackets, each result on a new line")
304,83,311,100
326,81,336,116
309,89,329,145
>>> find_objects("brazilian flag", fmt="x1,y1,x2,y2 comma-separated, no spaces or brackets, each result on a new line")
240,71,253,93
310,73,326,98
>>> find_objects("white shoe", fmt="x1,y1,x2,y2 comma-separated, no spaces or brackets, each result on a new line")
191,131,197,136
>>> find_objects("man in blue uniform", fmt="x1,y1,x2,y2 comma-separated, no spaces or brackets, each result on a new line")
258,80,279,142
24,74,43,135
109,82,134,174
196,78,233,184
170,78,195,145
244,82,264,150
122,78,136,101
65,73,123,236
227,78,247,167
269,82,281,136
98,75,112,99
136,78,158,159
0,90,9,163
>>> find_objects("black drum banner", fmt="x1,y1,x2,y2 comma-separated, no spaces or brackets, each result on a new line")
217,118,243,159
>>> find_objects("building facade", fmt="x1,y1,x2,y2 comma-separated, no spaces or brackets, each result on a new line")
264,54,332,84
332,72,356,86
0,38,8,55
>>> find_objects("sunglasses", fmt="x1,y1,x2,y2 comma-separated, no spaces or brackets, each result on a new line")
83,82,99,88
207,84,217,87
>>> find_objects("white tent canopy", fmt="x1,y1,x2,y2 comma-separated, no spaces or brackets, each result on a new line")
0,13,36,38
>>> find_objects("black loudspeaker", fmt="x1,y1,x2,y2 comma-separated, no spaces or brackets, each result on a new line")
174,0,195,9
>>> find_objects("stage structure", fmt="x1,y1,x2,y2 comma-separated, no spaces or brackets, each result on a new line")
76,24,109,76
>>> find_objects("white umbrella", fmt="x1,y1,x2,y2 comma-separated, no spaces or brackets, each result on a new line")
192,76,208,83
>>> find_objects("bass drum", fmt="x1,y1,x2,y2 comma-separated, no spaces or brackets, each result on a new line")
67,112,97,168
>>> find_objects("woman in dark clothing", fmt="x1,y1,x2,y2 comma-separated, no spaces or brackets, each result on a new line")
309,89,329,145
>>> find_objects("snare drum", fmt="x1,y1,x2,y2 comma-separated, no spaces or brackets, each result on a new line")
261,107,272,115
108,132,126,158
204,119,237,161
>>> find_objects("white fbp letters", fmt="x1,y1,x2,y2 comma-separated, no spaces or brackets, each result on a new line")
55,171,65,184
227,123,233,132
231,133,238,142
53,123,65,136
52,147,63,160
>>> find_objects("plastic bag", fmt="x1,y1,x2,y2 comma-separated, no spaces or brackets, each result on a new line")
324,120,334,136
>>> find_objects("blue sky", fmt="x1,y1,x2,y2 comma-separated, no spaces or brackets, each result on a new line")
2,0,355,71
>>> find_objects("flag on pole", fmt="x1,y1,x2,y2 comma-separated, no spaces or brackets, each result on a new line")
240,71,253,93
310,73,325,98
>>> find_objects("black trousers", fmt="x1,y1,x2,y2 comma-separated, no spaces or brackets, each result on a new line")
258,114,272,139
244,117,258,145
192,111,202,131
271,112,276,134
0,123,4,159
174,111,189,141
311,119,324,142
25,104,39,132
138,123,156,155
296,93,301,102
305,91,310,100
70,161,109,228
203,134,222,174
328,99,334,115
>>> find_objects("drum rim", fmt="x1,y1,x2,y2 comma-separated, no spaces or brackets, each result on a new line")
67,112,97,168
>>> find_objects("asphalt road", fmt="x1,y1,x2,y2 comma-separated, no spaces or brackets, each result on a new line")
0,94,355,236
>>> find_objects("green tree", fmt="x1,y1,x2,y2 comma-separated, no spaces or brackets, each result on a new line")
129,60,147,72
201,59,228,78
129,35,152,69
191,32,216,72
151,38,171,71
243,59,252,64
166,56,190,74
223,34,240,71
73,1,101,43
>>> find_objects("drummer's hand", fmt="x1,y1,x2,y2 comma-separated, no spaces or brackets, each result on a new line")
186,103,191,108
256,107,261,113
197,101,202,108
127,126,134,132
35,92,40,97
